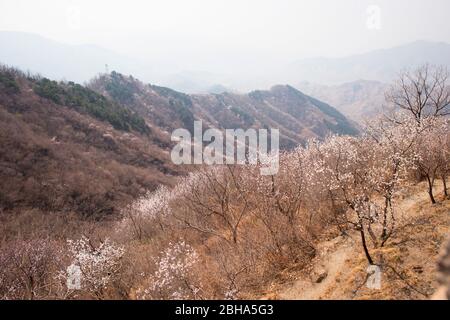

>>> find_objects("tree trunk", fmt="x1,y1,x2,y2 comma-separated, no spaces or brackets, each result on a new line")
360,227,374,265
380,197,389,242
232,228,238,244
426,175,436,204
442,176,448,197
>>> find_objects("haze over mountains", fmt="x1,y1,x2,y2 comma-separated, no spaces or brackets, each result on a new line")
2,31,450,94
296,80,389,121
0,31,153,84
286,40,450,85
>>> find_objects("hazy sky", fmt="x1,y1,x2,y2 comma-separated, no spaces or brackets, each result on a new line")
1,0,450,73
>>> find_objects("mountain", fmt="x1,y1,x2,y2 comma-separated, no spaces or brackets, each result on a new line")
0,31,233,93
286,41,450,85
192,85,358,148
160,40,450,91
89,72,359,149
158,70,234,94
296,80,390,122
0,66,181,217
0,66,357,216
3,32,450,94
0,31,153,84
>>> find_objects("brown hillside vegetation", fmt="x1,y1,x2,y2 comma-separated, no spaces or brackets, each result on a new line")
90,72,359,149
0,66,359,218
0,66,181,217
1,114,448,299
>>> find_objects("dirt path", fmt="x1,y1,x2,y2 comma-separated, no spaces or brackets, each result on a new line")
275,181,447,300
278,235,356,299
396,184,431,218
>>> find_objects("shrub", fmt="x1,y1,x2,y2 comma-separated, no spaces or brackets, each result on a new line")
33,78,149,134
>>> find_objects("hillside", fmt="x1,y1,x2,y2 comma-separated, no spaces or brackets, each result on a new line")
89,72,197,135
0,67,358,217
0,66,181,217
90,73,359,149
193,85,358,148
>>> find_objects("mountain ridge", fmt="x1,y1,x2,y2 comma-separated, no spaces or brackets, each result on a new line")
286,40,450,85
90,72,359,148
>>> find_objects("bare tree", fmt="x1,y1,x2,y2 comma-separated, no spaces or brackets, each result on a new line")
386,64,450,124
414,118,450,203
0,239,63,299
176,166,251,244
438,126,450,198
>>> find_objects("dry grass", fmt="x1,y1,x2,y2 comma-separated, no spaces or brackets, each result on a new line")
263,181,450,300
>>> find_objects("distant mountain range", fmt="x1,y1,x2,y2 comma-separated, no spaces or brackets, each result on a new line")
0,31,153,84
285,40,450,85
1,31,450,92
2,30,447,128
296,80,390,122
